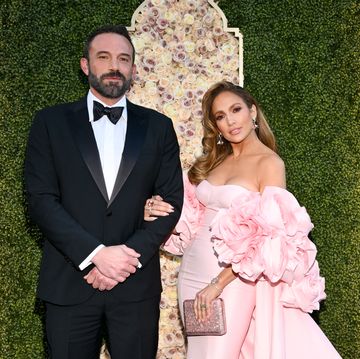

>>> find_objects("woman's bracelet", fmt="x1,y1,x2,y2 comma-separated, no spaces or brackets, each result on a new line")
209,276,223,293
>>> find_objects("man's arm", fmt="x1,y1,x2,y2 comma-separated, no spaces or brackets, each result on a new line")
25,112,102,265
25,112,139,282
124,117,184,266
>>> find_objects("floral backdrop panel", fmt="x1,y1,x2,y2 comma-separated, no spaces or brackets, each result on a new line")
100,0,242,358
128,0,243,169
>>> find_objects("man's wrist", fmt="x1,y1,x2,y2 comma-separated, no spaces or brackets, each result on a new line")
79,244,105,270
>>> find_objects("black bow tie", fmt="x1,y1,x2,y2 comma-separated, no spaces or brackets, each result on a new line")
93,101,124,125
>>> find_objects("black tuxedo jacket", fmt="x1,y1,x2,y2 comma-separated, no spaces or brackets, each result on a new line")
25,98,183,305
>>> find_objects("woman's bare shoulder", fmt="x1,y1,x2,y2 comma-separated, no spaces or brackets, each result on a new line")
257,151,286,190
258,151,285,170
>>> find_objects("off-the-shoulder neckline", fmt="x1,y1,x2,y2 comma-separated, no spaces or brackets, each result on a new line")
203,179,287,194
203,179,259,193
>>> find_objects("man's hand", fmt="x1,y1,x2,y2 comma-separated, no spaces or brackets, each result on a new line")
91,244,140,282
84,267,119,291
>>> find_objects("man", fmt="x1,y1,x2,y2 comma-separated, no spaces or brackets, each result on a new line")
25,25,183,359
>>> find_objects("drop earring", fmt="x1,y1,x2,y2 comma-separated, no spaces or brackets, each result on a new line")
252,118,258,129
217,133,224,145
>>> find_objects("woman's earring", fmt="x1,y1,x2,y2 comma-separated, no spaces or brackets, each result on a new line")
217,133,224,145
252,118,259,129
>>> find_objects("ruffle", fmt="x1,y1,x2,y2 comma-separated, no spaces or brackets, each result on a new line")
280,260,326,312
211,186,326,313
162,173,205,255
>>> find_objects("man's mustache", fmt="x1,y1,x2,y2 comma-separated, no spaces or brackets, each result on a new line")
101,71,126,81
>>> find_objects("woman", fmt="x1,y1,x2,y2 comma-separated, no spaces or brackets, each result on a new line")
145,81,341,358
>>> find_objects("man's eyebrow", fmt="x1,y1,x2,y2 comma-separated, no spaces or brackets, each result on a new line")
95,50,131,58
118,53,131,58
95,50,110,55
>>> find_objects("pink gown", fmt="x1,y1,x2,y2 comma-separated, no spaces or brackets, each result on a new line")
164,176,342,359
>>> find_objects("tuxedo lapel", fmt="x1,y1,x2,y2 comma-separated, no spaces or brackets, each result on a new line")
68,99,109,203
108,100,148,207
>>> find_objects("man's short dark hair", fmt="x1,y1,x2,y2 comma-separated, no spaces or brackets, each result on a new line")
83,25,135,63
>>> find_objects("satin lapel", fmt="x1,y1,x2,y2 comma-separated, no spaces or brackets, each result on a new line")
68,99,109,203
108,101,148,207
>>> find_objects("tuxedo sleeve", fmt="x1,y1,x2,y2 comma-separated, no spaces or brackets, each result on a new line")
124,117,183,266
24,112,102,267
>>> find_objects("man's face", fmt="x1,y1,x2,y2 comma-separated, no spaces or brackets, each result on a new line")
80,33,136,104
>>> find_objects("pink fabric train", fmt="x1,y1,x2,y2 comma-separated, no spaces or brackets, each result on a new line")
163,174,342,358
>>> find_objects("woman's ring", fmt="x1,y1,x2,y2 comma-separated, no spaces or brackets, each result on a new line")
200,304,207,309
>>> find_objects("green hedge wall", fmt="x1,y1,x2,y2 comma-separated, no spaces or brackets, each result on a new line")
0,0,359,357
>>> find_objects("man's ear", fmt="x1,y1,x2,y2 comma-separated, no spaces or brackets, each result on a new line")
80,57,89,76
131,63,137,78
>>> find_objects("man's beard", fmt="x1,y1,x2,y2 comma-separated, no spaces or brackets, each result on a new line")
88,69,132,99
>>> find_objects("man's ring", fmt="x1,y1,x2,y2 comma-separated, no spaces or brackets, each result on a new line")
146,200,154,215
200,304,207,309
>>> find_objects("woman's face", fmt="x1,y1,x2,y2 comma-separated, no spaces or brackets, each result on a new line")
212,91,257,145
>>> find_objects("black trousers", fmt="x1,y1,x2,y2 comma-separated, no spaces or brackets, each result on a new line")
45,291,160,359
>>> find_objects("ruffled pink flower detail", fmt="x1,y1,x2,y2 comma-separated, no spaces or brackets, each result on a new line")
280,260,326,313
211,186,326,312
211,191,264,281
162,173,204,255
258,187,316,283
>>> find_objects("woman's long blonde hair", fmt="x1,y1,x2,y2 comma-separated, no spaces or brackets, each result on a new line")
188,81,277,185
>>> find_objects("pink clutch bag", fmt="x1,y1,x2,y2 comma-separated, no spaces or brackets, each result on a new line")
183,298,227,336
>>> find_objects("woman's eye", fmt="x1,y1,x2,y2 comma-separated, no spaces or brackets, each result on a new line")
215,115,224,121
233,107,242,113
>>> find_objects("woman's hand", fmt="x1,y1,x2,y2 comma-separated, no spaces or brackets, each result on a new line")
194,281,223,322
144,195,174,221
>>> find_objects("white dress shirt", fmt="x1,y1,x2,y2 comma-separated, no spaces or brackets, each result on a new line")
79,90,127,270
